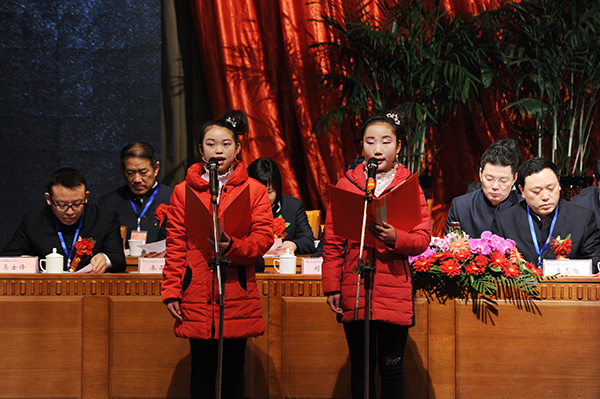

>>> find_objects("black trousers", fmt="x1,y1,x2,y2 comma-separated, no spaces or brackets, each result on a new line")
343,321,409,399
189,338,247,399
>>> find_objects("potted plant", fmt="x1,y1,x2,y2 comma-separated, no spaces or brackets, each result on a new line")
488,0,600,183
312,0,500,175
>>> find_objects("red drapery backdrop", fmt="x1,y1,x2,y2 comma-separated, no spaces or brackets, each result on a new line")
188,0,514,236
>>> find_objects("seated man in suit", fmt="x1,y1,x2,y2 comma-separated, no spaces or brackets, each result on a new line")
571,156,600,227
99,142,173,244
445,139,521,237
1,167,126,272
491,157,600,273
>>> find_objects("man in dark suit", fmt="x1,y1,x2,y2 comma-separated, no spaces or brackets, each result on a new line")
571,156,600,227
1,168,126,272
445,140,521,237
99,142,173,245
491,157,600,273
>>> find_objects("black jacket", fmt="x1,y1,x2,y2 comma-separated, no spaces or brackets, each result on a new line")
491,199,600,273
99,183,173,244
1,203,126,272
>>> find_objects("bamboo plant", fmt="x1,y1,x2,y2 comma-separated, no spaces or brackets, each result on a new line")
489,0,600,176
313,0,499,174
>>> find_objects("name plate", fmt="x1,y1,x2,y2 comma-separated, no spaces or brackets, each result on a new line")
543,259,593,276
0,257,39,273
302,258,322,275
138,258,165,274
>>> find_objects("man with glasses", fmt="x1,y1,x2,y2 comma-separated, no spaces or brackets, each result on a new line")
1,167,126,272
445,140,521,238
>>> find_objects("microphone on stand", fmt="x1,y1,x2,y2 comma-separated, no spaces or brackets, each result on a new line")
365,157,378,202
208,157,220,204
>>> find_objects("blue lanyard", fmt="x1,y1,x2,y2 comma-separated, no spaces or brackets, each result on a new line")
54,211,84,267
527,202,559,267
129,183,160,230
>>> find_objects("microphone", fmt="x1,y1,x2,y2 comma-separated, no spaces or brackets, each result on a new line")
365,157,378,201
208,157,220,204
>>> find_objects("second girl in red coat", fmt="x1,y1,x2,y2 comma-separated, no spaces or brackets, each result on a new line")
322,111,431,399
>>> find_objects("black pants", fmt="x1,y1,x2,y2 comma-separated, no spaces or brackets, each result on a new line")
189,338,247,399
343,321,409,399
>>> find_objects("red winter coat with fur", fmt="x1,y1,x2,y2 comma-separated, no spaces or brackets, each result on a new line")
161,162,274,339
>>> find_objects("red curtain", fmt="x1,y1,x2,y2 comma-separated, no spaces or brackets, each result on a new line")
189,0,512,236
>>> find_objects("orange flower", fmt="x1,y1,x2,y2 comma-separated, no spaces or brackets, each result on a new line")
508,246,525,264
449,237,470,254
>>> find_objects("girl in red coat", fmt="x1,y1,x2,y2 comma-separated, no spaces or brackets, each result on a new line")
322,112,431,399
161,110,274,399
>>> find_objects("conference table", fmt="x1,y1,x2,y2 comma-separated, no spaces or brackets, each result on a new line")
1,269,600,399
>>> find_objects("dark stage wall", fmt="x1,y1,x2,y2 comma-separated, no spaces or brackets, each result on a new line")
0,1,161,249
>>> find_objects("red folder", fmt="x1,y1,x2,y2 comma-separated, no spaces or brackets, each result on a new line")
185,184,251,252
329,173,422,248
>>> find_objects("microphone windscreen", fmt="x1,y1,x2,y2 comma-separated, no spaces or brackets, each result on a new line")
366,157,378,171
208,157,219,169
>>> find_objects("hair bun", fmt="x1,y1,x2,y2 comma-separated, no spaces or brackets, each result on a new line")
222,110,248,135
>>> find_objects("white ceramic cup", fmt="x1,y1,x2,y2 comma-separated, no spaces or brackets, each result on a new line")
128,239,144,256
273,250,297,274
40,248,64,273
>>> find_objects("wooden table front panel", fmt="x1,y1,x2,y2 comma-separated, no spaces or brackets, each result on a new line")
1,274,600,399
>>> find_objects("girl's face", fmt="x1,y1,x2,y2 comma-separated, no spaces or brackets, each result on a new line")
362,122,401,173
199,126,240,174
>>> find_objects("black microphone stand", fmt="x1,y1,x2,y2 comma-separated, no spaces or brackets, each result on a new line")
353,158,377,399
208,159,230,399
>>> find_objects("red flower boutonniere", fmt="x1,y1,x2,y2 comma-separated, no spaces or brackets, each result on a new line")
69,237,96,272
154,203,169,226
551,234,572,259
273,215,290,239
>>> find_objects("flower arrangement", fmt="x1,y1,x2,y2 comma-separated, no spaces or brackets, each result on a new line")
273,215,289,239
154,203,169,226
409,231,542,297
69,237,96,272
551,234,572,259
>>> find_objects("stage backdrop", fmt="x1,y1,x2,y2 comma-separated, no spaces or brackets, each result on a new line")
185,0,521,236
0,1,161,249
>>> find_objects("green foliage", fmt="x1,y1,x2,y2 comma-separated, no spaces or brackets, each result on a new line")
488,0,600,175
313,0,600,176
312,0,499,173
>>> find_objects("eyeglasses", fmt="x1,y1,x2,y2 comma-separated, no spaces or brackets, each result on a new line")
483,175,513,187
50,198,87,212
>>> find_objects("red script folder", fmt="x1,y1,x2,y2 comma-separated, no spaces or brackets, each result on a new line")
185,184,251,252
329,173,422,247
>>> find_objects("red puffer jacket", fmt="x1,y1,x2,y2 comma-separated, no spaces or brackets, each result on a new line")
322,163,431,326
161,162,274,339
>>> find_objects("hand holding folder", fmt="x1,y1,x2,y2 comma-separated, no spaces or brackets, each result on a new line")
329,173,422,248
